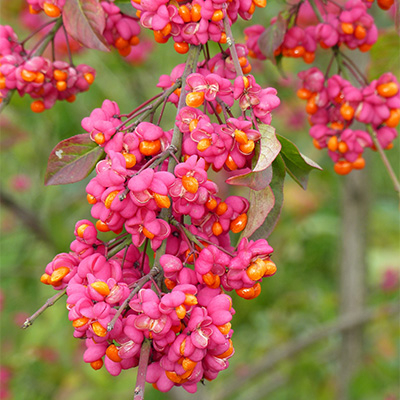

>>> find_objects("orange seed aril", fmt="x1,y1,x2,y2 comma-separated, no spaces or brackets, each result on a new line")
106,344,122,362
139,139,161,156
230,213,247,233
90,281,110,296
186,91,205,108
182,175,199,194
92,321,107,337
43,3,61,18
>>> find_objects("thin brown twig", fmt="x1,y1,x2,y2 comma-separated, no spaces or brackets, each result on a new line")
19,19,57,46
119,92,163,119
124,105,154,130
208,101,224,124
168,45,202,162
339,51,369,86
107,266,161,332
134,338,152,400
367,125,400,196
194,235,235,257
140,238,149,272
342,61,367,87
22,289,67,329
106,235,132,259
62,24,74,67
325,52,336,80
169,218,205,250
156,95,168,126
223,14,260,129
30,18,63,58
223,15,243,78
51,37,55,61
215,99,230,122
126,80,182,132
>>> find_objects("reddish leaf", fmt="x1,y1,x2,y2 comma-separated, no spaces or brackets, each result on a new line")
254,124,281,172
238,185,275,241
45,134,105,185
226,124,279,190
258,12,288,64
250,155,286,240
63,0,109,52
226,166,272,191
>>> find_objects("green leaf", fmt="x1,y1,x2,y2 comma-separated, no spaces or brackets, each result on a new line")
257,12,288,64
239,185,275,241
226,166,272,191
277,134,321,190
63,0,109,52
45,134,105,186
250,155,286,240
368,29,400,81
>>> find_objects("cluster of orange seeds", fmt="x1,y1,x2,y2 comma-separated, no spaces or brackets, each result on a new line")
28,2,61,18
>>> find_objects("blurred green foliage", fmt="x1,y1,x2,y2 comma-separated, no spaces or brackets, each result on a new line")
1,1,399,400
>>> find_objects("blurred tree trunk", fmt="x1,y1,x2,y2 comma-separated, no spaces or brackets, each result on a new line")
338,167,369,400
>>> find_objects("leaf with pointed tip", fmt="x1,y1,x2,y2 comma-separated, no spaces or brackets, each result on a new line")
250,155,286,240
254,124,281,172
258,12,288,64
277,134,322,190
45,134,105,186
63,0,109,52
239,185,275,242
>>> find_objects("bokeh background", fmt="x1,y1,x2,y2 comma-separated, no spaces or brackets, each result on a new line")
1,1,399,399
